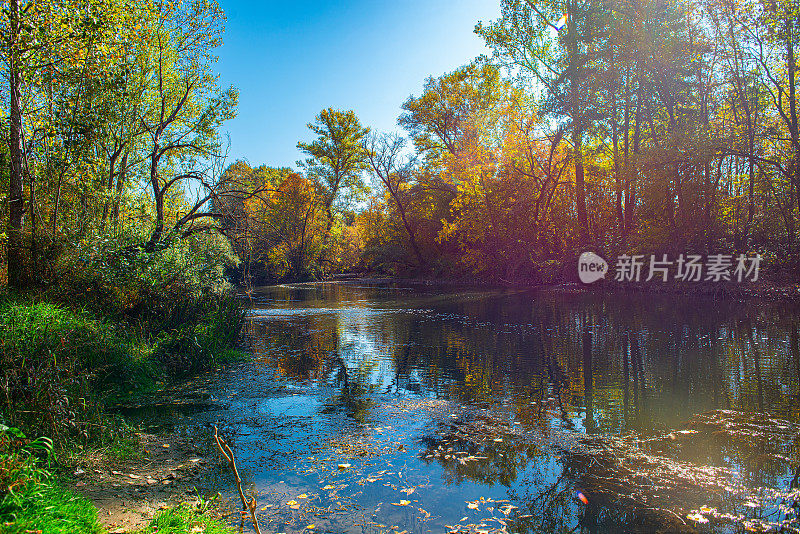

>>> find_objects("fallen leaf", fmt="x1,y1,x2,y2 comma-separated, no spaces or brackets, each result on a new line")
687,513,709,524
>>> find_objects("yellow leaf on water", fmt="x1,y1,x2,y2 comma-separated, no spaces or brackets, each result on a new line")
297,494,308,499
323,485,335,490
286,500,298,506
306,524,315,530
392,500,411,506
687,513,709,524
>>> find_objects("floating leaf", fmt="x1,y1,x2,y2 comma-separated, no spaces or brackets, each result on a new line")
687,513,709,524
286,500,298,506
392,500,411,506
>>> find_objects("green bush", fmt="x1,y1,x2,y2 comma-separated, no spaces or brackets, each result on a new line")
52,232,239,317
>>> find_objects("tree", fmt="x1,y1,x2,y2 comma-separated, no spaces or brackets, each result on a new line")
478,0,609,246
297,108,370,239
363,132,426,267
399,62,507,163
138,0,238,251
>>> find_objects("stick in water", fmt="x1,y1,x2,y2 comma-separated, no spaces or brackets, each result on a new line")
213,425,262,534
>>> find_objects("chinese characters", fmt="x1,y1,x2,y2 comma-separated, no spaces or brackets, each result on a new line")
612,254,761,283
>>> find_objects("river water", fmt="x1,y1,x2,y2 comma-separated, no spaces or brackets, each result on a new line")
130,283,800,533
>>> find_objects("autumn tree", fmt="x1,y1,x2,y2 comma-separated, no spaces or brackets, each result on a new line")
363,132,426,267
297,108,370,239
479,0,610,246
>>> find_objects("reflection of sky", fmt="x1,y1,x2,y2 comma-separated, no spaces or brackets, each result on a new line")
337,308,400,392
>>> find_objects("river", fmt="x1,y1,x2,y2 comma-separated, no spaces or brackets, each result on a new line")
127,282,800,533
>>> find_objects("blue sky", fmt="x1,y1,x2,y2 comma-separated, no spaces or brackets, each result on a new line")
215,0,500,169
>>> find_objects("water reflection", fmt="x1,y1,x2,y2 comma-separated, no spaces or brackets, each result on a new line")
244,285,800,431
144,284,800,532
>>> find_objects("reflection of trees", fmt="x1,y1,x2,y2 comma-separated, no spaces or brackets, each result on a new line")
243,287,800,497
419,413,543,486
320,358,375,423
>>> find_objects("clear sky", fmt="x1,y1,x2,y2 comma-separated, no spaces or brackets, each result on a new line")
215,0,500,169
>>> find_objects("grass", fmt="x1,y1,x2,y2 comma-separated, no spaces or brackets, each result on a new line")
0,282,245,534
0,428,103,534
0,480,105,534
0,292,245,534
0,291,244,444
137,504,236,534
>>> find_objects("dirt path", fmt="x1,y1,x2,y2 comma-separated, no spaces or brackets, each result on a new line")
65,433,216,533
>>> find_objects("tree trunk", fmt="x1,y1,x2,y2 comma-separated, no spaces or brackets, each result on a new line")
7,0,25,288
612,90,623,240
574,129,589,246
146,148,163,251
566,0,589,246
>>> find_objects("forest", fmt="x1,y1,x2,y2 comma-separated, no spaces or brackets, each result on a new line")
1,0,799,288
216,0,800,285
0,0,799,532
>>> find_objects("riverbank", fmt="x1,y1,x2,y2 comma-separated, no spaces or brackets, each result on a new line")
63,432,214,533
0,289,245,534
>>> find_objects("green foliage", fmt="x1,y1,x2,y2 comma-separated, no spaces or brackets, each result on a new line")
0,427,103,534
55,231,239,312
137,503,235,534
298,108,371,219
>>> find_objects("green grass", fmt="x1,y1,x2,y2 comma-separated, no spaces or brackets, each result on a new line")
0,480,105,534
0,292,244,444
137,504,236,534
